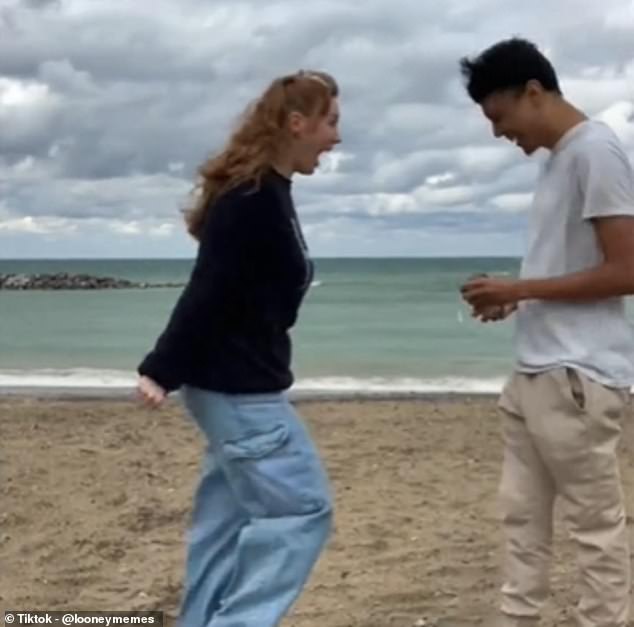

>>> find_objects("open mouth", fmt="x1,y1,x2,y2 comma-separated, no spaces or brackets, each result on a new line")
313,145,335,169
315,149,327,166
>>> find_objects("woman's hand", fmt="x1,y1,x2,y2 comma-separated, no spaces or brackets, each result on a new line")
136,375,167,408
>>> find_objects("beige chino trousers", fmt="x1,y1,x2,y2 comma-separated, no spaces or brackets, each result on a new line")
496,367,632,627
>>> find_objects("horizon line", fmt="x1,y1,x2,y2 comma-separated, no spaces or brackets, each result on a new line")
0,254,522,261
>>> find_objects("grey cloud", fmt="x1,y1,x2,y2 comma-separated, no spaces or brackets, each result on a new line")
0,0,633,257
389,211,527,234
302,209,527,238
21,0,60,9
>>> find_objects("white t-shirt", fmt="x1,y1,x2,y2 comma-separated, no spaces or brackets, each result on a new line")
515,120,634,388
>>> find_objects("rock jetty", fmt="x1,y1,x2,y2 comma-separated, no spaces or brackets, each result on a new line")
0,273,185,290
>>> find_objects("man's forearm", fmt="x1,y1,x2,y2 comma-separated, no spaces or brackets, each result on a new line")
517,262,634,302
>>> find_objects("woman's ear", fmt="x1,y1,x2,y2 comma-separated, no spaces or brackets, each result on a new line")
287,110,306,137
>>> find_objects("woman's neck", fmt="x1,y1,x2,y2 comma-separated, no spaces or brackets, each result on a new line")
271,157,293,180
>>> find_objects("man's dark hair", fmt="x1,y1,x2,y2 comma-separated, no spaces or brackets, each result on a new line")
459,37,562,103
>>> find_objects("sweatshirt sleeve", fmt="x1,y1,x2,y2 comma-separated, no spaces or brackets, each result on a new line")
137,188,259,392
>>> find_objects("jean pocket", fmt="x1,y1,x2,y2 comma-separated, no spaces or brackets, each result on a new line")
223,423,289,460
220,413,330,518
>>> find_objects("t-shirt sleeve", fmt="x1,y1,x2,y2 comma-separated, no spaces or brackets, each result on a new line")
577,138,634,220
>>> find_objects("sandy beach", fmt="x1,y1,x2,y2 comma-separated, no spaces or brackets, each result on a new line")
1,394,633,626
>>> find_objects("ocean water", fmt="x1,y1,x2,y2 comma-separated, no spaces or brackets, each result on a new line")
0,257,614,395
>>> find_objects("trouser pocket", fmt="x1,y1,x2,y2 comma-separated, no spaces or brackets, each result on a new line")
565,367,586,411
221,399,331,518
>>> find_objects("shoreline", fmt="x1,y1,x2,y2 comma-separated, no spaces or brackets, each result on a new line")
0,386,501,403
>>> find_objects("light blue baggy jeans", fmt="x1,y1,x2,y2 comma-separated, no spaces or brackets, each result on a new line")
177,386,333,627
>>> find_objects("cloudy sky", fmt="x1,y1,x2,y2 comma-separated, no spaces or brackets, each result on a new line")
1,0,633,259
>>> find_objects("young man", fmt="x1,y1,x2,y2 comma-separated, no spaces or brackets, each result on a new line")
459,38,634,627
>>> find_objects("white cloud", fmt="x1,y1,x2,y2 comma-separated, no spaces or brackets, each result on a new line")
0,0,633,257
596,100,634,145
491,193,533,213
0,215,77,234
426,172,455,186
109,220,141,236
149,222,176,238
0,77,50,106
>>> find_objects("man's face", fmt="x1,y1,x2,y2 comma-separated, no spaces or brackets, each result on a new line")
480,84,543,155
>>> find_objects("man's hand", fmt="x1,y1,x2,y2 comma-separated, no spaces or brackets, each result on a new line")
137,375,167,408
471,302,517,322
461,276,521,308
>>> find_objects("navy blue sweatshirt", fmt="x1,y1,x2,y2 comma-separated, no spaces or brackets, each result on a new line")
137,169,314,393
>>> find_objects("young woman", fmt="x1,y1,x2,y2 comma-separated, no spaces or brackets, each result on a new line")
136,70,341,627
